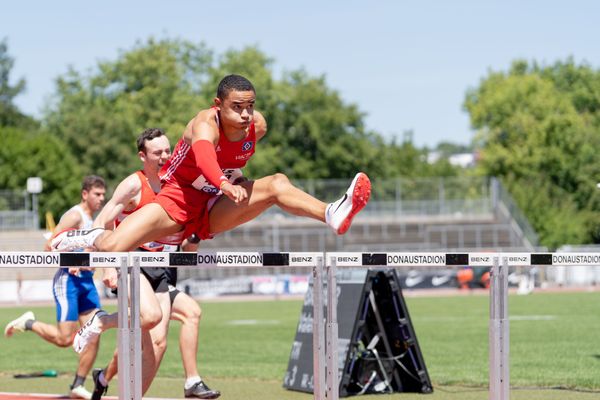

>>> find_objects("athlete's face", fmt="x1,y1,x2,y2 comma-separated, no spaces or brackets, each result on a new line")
215,90,255,130
140,135,171,173
82,186,105,212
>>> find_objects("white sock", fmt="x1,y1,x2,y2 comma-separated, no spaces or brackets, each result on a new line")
185,376,202,389
89,228,105,247
325,203,333,226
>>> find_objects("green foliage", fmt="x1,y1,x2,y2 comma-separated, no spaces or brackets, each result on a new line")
44,39,447,190
0,127,81,219
0,38,37,129
0,37,465,226
199,48,431,180
44,38,211,188
465,59,600,248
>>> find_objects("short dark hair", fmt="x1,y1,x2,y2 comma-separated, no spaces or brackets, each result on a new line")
217,74,255,100
81,175,105,192
137,128,166,152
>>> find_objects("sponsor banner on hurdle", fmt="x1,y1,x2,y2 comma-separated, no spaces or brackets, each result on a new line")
4,251,600,268
468,253,600,266
325,252,600,267
89,252,128,267
0,252,60,267
130,251,170,267
196,252,271,267
190,251,323,267
550,253,600,266
288,253,323,267
0,252,130,267
193,252,321,267
469,253,531,267
328,252,457,267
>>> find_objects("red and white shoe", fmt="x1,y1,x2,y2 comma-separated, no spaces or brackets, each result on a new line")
326,172,371,235
50,228,104,251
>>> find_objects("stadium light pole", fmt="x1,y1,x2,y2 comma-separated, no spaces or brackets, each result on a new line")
26,177,43,229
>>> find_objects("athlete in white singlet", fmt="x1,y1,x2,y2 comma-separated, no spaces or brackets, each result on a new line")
4,176,106,399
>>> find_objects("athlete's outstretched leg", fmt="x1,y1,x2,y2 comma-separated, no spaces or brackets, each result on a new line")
52,203,183,252
209,172,370,235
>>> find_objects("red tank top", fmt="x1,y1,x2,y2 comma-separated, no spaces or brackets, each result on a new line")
159,110,256,195
115,171,156,222
115,170,182,250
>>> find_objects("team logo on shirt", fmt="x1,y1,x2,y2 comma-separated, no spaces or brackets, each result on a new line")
242,141,253,151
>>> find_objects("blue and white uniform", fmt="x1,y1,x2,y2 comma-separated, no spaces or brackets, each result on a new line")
52,205,102,322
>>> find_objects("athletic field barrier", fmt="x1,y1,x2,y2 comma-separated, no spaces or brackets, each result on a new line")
1,251,597,400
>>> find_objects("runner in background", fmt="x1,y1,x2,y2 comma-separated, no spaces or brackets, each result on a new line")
4,175,106,399
80,129,218,399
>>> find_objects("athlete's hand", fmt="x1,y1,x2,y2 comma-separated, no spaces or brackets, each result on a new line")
221,182,248,204
68,266,93,276
103,267,119,289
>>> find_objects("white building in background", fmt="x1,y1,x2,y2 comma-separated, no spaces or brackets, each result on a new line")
427,151,477,168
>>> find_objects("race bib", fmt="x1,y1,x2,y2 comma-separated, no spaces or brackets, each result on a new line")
191,168,244,194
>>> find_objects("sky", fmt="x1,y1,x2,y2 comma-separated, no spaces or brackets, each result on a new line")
3,0,599,148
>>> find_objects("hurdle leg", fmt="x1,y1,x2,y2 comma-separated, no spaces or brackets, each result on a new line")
131,256,142,399
117,256,132,400
312,256,326,400
489,256,509,400
326,257,339,400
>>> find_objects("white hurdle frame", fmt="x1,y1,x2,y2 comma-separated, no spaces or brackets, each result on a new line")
2,251,598,400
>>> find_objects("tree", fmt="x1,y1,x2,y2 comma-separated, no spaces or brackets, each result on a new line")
44,35,472,221
464,59,600,248
45,40,439,187
44,38,212,188
0,38,37,129
0,127,81,223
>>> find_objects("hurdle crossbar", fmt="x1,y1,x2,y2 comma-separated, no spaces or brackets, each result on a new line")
2,251,600,400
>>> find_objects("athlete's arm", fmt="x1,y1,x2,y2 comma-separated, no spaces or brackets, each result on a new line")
92,174,141,288
190,111,248,204
44,210,83,251
93,174,142,229
254,111,268,141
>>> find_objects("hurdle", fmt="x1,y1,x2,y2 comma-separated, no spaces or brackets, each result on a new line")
2,251,599,400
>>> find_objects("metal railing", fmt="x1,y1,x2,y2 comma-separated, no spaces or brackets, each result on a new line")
0,190,37,230
0,177,539,252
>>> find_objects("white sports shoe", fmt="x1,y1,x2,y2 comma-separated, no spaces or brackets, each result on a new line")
73,310,107,354
326,172,371,235
4,311,35,337
70,384,92,399
51,228,105,251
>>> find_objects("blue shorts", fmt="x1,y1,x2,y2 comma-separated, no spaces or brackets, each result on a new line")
52,268,101,322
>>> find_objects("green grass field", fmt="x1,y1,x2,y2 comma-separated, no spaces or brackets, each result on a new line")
1,291,600,399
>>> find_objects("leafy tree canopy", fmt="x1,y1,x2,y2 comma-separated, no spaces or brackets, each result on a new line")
465,58,600,248
0,38,37,129
0,127,81,218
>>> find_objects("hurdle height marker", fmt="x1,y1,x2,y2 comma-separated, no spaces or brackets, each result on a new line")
131,256,142,400
489,256,509,400
326,256,339,400
117,255,131,400
312,256,325,400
